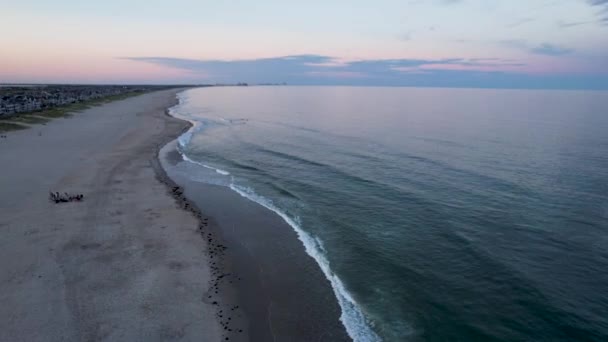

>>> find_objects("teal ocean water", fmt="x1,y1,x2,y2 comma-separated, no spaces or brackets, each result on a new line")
171,86,608,341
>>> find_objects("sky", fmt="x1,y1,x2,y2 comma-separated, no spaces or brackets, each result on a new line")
0,0,607,89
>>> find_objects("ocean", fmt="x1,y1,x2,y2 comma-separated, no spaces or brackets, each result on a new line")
169,86,608,341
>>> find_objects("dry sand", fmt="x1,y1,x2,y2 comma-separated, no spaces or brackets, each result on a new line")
0,89,222,341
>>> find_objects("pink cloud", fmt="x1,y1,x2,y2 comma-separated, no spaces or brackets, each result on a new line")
306,71,368,78
419,63,526,72
0,55,207,83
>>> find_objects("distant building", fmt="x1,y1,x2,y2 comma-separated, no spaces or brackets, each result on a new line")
0,85,172,117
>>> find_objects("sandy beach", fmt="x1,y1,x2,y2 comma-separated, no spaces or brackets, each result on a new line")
0,89,223,341
0,87,351,342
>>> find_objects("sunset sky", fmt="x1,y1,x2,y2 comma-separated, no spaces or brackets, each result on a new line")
1,0,607,89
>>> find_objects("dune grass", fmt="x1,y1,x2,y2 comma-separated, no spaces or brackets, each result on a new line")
36,91,148,118
0,122,28,132
5,115,51,124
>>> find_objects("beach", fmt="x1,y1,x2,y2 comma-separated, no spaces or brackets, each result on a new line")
0,88,351,342
0,89,225,341
3,85,606,342
160,141,350,342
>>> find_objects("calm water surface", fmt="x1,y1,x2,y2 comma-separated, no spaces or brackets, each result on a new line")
172,86,608,341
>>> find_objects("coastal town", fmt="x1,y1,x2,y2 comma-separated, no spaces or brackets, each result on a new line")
0,85,177,117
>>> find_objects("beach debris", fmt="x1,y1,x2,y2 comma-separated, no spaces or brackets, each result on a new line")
49,191,84,204
160,180,246,340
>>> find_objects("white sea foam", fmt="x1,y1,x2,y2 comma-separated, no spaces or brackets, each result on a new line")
169,92,203,148
176,120,202,148
229,184,382,342
181,153,231,176
170,89,381,342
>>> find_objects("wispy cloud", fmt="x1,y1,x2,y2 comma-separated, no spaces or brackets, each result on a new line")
507,17,535,28
399,31,415,41
587,0,608,5
499,40,573,56
440,0,463,4
586,0,608,24
122,54,608,90
530,43,574,56
557,20,592,28
123,55,516,84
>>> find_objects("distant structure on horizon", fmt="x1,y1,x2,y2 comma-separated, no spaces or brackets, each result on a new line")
212,82,287,87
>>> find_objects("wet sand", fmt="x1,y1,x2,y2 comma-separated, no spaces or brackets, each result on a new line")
160,138,351,341
0,89,223,341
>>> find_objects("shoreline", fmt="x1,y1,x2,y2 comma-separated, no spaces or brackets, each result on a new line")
161,89,351,341
0,85,353,341
0,89,224,341
153,105,248,342
158,140,248,342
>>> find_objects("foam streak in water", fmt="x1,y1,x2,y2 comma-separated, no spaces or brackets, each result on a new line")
169,89,381,342
229,183,382,342
181,153,231,175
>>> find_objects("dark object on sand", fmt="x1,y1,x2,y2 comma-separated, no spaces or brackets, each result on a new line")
49,191,84,204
